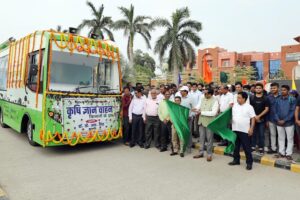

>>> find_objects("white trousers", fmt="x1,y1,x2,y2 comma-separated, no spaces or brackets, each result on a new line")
269,122,277,151
276,125,294,156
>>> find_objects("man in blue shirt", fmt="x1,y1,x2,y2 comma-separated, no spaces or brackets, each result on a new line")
267,82,280,154
274,85,296,161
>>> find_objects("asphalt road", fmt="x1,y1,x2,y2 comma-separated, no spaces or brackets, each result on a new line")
0,127,300,200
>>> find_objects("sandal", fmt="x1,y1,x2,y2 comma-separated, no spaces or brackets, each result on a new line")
274,154,285,158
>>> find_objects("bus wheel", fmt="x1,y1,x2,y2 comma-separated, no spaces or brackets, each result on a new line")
0,109,8,128
26,119,37,146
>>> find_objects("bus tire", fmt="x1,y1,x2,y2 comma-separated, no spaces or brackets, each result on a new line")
0,108,8,128
26,119,38,146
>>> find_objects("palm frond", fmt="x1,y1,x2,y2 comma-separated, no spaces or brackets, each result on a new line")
178,29,201,46
179,20,202,31
86,1,98,16
103,28,115,41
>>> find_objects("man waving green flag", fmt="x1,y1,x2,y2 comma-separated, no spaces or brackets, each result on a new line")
165,100,190,150
207,108,236,153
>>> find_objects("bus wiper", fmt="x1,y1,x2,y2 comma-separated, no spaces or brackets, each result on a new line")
75,85,93,92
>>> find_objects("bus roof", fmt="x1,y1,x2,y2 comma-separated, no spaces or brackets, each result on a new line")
0,30,119,53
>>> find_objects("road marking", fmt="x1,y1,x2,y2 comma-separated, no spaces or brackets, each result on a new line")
260,156,275,167
291,164,300,173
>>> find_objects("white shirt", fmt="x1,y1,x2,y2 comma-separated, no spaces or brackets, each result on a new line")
128,96,146,120
190,90,202,105
144,98,160,117
232,103,256,134
157,93,165,102
233,93,249,105
219,92,234,112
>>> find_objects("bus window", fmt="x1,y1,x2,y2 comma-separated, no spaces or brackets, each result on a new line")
27,51,44,93
0,56,8,91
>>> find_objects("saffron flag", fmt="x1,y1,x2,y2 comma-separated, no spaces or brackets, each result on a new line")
203,56,212,83
165,100,190,150
242,77,247,85
207,108,237,153
292,79,297,90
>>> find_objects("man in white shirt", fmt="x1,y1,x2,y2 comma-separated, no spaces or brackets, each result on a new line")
219,85,234,146
229,91,256,170
156,84,165,102
219,85,234,112
190,83,203,138
144,89,161,149
129,89,146,148
233,82,249,105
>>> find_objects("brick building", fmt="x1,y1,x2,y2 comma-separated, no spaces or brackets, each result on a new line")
193,37,300,82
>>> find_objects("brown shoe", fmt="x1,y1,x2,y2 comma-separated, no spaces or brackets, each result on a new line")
193,154,204,159
207,156,212,162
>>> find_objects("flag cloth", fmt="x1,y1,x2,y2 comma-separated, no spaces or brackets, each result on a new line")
207,108,237,153
203,56,212,83
178,73,182,84
242,77,247,85
165,100,190,150
292,79,297,90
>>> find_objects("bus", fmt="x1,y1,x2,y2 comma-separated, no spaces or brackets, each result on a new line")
0,30,123,147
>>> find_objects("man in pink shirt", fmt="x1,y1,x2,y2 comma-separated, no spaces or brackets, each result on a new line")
144,89,161,149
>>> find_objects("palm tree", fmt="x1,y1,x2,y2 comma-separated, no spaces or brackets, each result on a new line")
112,4,153,67
154,7,202,84
78,1,114,41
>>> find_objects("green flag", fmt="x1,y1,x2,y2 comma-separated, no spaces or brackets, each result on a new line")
207,108,236,153
165,100,190,149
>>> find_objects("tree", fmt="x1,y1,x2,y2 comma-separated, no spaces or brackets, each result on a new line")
133,49,156,72
77,1,114,40
228,66,257,84
134,64,155,85
113,4,153,68
154,7,202,84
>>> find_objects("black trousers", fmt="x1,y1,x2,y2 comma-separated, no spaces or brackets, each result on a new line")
122,116,131,143
160,121,172,149
130,114,144,146
233,131,253,165
145,116,161,147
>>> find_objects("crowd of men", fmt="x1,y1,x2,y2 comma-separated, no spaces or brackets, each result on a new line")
121,81,300,170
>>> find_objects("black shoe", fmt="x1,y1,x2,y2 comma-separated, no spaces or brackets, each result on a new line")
160,148,167,152
258,149,264,155
144,145,150,149
228,161,240,166
180,153,184,158
218,141,228,146
155,145,161,150
267,149,277,154
129,144,135,148
170,152,178,156
139,144,144,148
246,165,252,170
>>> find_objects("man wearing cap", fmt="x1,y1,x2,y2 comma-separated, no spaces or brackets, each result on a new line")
179,85,195,154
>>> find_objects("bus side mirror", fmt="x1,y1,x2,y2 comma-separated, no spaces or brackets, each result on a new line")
29,64,38,77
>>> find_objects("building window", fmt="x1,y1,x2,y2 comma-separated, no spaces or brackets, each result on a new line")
221,59,230,67
250,61,264,80
269,60,281,79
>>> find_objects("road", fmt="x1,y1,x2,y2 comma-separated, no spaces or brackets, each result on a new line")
0,127,300,200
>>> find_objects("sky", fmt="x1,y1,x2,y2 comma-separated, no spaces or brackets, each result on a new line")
1,0,300,62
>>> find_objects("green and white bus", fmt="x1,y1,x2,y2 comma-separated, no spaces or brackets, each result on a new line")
0,30,123,147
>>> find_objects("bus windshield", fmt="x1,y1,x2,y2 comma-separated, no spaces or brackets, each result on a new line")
49,50,119,94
